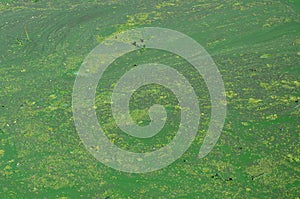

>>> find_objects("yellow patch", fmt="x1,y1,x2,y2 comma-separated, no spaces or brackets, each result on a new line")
248,98,262,104
156,2,176,9
295,38,300,45
49,94,57,99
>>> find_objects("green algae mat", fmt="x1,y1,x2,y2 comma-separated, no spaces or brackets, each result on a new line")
0,0,299,198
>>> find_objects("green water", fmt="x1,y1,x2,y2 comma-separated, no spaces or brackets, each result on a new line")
0,0,299,198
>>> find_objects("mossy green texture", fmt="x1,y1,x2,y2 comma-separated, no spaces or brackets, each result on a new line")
0,0,299,198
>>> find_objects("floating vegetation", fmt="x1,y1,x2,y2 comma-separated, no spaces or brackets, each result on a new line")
0,0,299,198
